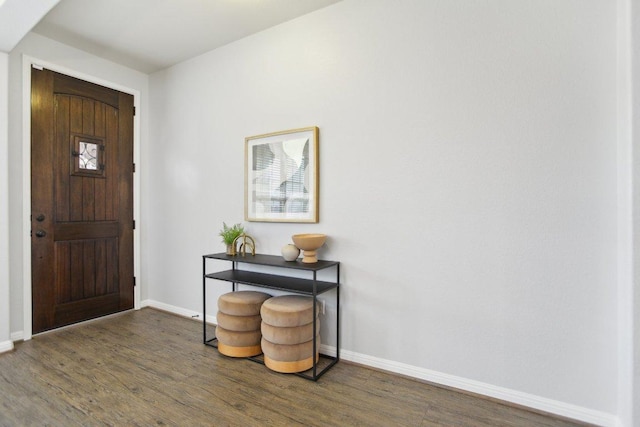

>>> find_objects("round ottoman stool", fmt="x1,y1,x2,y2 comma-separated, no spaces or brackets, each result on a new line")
216,291,271,357
260,295,320,373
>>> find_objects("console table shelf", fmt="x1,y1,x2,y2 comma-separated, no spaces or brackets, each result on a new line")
205,270,339,294
202,252,340,381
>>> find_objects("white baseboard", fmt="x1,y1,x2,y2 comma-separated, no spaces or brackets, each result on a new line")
141,300,618,427
10,331,23,342
142,299,217,325
0,339,14,353
339,349,619,427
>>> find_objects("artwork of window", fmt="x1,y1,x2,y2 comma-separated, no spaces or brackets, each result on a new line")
245,127,319,223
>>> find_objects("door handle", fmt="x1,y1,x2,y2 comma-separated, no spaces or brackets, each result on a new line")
35,230,47,238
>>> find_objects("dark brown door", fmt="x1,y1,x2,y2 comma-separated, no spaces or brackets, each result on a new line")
31,68,134,334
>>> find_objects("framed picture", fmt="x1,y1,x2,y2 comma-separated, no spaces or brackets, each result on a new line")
245,127,319,223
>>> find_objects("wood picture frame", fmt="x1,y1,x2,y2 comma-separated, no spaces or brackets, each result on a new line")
245,127,319,223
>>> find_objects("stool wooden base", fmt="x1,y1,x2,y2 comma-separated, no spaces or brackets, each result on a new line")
218,342,262,358
264,353,320,374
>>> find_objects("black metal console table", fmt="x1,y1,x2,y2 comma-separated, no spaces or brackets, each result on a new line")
202,253,340,380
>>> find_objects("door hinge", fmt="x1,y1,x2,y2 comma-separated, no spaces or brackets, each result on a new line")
133,220,136,230
133,277,136,287
133,106,136,116
133,163,136,173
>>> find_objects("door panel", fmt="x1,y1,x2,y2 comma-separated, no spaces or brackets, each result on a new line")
54,238,118,304
31,68,134,334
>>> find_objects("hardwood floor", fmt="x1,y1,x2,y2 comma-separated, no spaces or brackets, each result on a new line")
0,308,587,426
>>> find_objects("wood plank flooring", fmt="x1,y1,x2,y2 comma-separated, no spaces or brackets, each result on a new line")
0,308,588,426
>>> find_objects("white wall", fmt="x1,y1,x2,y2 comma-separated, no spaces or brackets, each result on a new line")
0,51,13,353
617,1,635,426
148,0,620,422
7,32,150,336
617,0,634,426
631,0,640,424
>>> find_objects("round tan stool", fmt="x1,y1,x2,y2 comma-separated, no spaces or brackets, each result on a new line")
260,295,320,373
216,291,271,357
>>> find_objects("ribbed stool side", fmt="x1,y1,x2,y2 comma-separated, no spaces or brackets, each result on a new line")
216,326,262,358
218,291,271,316
261,320,319,345
217,311,262,332
261,337,320,373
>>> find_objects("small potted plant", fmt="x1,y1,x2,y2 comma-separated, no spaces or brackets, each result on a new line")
219,222,244,255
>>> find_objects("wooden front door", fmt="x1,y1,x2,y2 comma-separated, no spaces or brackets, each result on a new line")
31,68,134,334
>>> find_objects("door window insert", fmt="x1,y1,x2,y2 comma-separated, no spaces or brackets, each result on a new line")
71,134,105,177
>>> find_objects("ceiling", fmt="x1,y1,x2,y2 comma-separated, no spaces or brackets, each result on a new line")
23,0,341,74
0,0,59,52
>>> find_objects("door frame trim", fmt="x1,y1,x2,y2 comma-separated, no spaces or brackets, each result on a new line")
22,55,141,340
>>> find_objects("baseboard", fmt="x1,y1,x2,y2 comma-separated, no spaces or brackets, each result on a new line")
142,299,216,325
0,339,14,353
10,331,23,342
339,349,619,427
141,299,618,427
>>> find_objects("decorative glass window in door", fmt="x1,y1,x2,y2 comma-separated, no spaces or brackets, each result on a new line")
71,134,105,178
79,141,98,170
